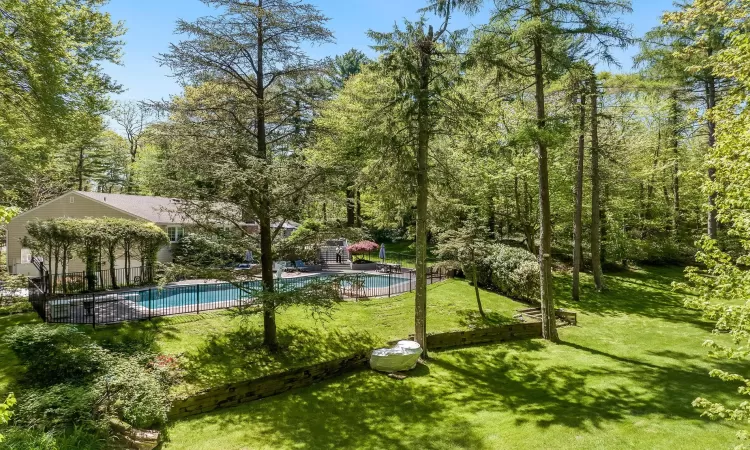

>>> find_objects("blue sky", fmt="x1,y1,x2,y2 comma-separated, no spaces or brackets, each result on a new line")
102,0,676,103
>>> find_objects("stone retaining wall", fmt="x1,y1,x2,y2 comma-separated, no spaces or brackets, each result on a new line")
426,322,543,350
169,322,543,420
169,352,369,420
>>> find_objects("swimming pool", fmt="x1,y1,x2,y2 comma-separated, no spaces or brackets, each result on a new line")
125,273,412,310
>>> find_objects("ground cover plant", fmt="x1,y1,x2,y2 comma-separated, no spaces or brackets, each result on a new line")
0,323,179,449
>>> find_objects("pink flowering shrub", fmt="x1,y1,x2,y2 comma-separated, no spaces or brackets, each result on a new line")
347,240,379,255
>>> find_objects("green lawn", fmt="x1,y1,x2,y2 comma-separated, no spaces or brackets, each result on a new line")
0,279,521,399
162,266,744,449
362,240,438,268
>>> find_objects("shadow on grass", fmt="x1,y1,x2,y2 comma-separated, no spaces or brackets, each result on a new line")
82,311,235,354
163,367,489,450
177,325,379,395
430,340,736,430
553,265,712,329
457,309,517,329
165,337,736,449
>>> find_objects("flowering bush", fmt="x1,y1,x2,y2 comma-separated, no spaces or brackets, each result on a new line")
347,240,379,255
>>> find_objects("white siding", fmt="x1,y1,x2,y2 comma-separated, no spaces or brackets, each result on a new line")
6,192,174,275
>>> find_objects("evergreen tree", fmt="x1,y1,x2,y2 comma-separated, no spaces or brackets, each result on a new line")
156,0,333,350
366,0,477,355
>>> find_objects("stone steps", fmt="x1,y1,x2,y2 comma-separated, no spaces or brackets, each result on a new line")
321,262,351,271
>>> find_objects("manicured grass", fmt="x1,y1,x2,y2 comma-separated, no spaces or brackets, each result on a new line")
361,240,438,268
162,266,743,449
144,279,519,397
0,279,520,398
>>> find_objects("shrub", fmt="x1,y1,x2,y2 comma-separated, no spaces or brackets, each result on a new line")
5,325,176,440
14,384,101,431
477,244,540,302
347,240,379,255
603,229,695,266
1,428,59,450
98,331,157,355
97,357,171,428
0,301,33,315
11,355,175,432
0,272,29,315
0,273,27,303
3,325,109,385
172,233,248,267
1,426,105,450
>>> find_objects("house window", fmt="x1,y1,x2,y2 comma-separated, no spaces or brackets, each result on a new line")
20,248,32,264
167,226,185,243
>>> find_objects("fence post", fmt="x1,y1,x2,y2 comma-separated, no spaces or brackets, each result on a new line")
388,270,391,298
410,271,413,292
196,284,200,314
92,294,96,329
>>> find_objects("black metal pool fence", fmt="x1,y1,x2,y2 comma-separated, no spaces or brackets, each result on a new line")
38,265,156,296
29,267,448,326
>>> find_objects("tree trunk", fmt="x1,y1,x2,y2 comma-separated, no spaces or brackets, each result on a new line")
46,245,53,294
53,247,60,295
124,244,131,285
572,89,586,301
532,26,558,342
601,183,609,265
85,249,96,292
126,147,137,194
472,264,485,318
256,5,277,350
77,147,84,191
487,193,496,239
590,75,603,291
108,246,117,289
61,247,68,294
669,91,680,235
356,190,362,227
414,25,434,357
513,174,522,234
523,180,536,255
259,208,276,349
706,77,718,239
345,185,356,226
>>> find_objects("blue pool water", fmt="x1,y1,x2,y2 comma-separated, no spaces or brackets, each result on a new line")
129,273,411,310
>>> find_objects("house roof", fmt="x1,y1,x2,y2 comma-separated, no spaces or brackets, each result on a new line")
75,191,190,224
272,220,301,229
13,190,304,228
